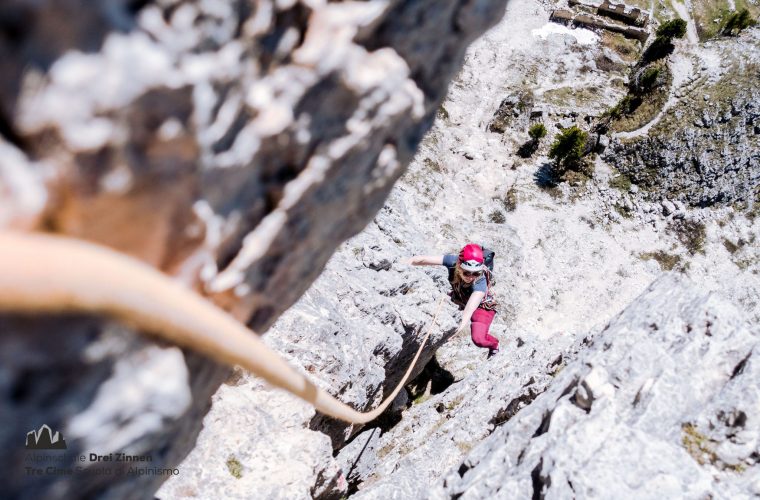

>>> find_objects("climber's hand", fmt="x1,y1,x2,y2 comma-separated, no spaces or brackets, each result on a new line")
397,257,415,267
455,322,469,336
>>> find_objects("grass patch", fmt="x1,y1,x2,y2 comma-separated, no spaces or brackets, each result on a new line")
693,0,760,40
423,157,442,173
456,441,474,454
652,0,676,24
502,186,518,212
595,53,626,73
445,395,465,411
489,210,506,224
377,442,394,459
543,86,603,108
441,223,455,240
600,32,641,64
564,169,594,187
668,219,707,254
614,203,633,219
610,173,633,192
682,424,718,466
640,250,683,271
226,456,243,479
680,423,747,472
722,238,740,254
609,62,672,133
413,393,431,405
655,63,758,134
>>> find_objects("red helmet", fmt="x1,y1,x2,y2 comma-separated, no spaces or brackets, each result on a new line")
458,243,484,272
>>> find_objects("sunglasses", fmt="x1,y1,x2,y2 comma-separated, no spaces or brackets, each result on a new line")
462,270,482,278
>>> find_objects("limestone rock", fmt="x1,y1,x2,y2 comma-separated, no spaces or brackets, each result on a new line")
605,31,760,208
437,274,760,499
0,0,507,498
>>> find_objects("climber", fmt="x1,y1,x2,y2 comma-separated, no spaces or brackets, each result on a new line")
403,243,500,358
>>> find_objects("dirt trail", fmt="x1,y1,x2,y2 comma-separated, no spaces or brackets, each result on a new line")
672,0,699,44
615,1,699,139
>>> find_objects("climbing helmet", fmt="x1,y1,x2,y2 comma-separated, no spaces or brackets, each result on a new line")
458,243,484,272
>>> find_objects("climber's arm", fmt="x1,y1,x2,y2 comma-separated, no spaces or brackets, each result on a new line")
402,255,444,266
457,291,485,333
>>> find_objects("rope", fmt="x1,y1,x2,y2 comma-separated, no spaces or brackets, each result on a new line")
0,231,444,424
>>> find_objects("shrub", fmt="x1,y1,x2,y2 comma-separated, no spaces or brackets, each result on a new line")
489,210,506,224
656,18,687,39
722,9,756,36
644,19,685,62
607,95,633,119
639,67,661,92
668,219,707,254
517,123,547,158
528,123,547,141
548,126,588,174
503,186,518,212
226,456,243,479
640,251,683,271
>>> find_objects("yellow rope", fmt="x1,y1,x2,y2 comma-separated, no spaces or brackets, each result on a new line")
0,231,444,424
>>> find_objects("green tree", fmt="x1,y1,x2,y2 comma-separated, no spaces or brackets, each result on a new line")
548,126,588,174
528,123,547,141
723,9,756,36
638,66,661,92
656,18,687,39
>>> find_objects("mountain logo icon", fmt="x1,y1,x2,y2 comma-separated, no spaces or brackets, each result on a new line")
25,424,67,450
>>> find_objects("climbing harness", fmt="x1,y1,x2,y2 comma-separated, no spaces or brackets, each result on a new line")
0,231,444,424
447,267,498,311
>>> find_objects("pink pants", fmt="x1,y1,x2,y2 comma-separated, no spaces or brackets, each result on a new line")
471,308,499,350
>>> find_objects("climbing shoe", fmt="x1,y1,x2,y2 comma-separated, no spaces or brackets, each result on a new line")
487,348,499,359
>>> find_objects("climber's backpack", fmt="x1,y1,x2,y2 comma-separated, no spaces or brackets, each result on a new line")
481,246,495,274
481,245,496,287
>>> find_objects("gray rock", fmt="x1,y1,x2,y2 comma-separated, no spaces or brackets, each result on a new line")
436,274,760,499
338,332,571,499
661,199,676,216
0,0,508,498
488,94,523,134
596,134,610,153
702,110,714,127
605,31,760,208
622,197,634,212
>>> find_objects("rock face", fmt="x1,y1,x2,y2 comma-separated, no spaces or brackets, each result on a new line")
437,274,760,499
158,186,525,498
162,1,760,496
334,329,571,499
606,30,760,208
0,1,508,498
